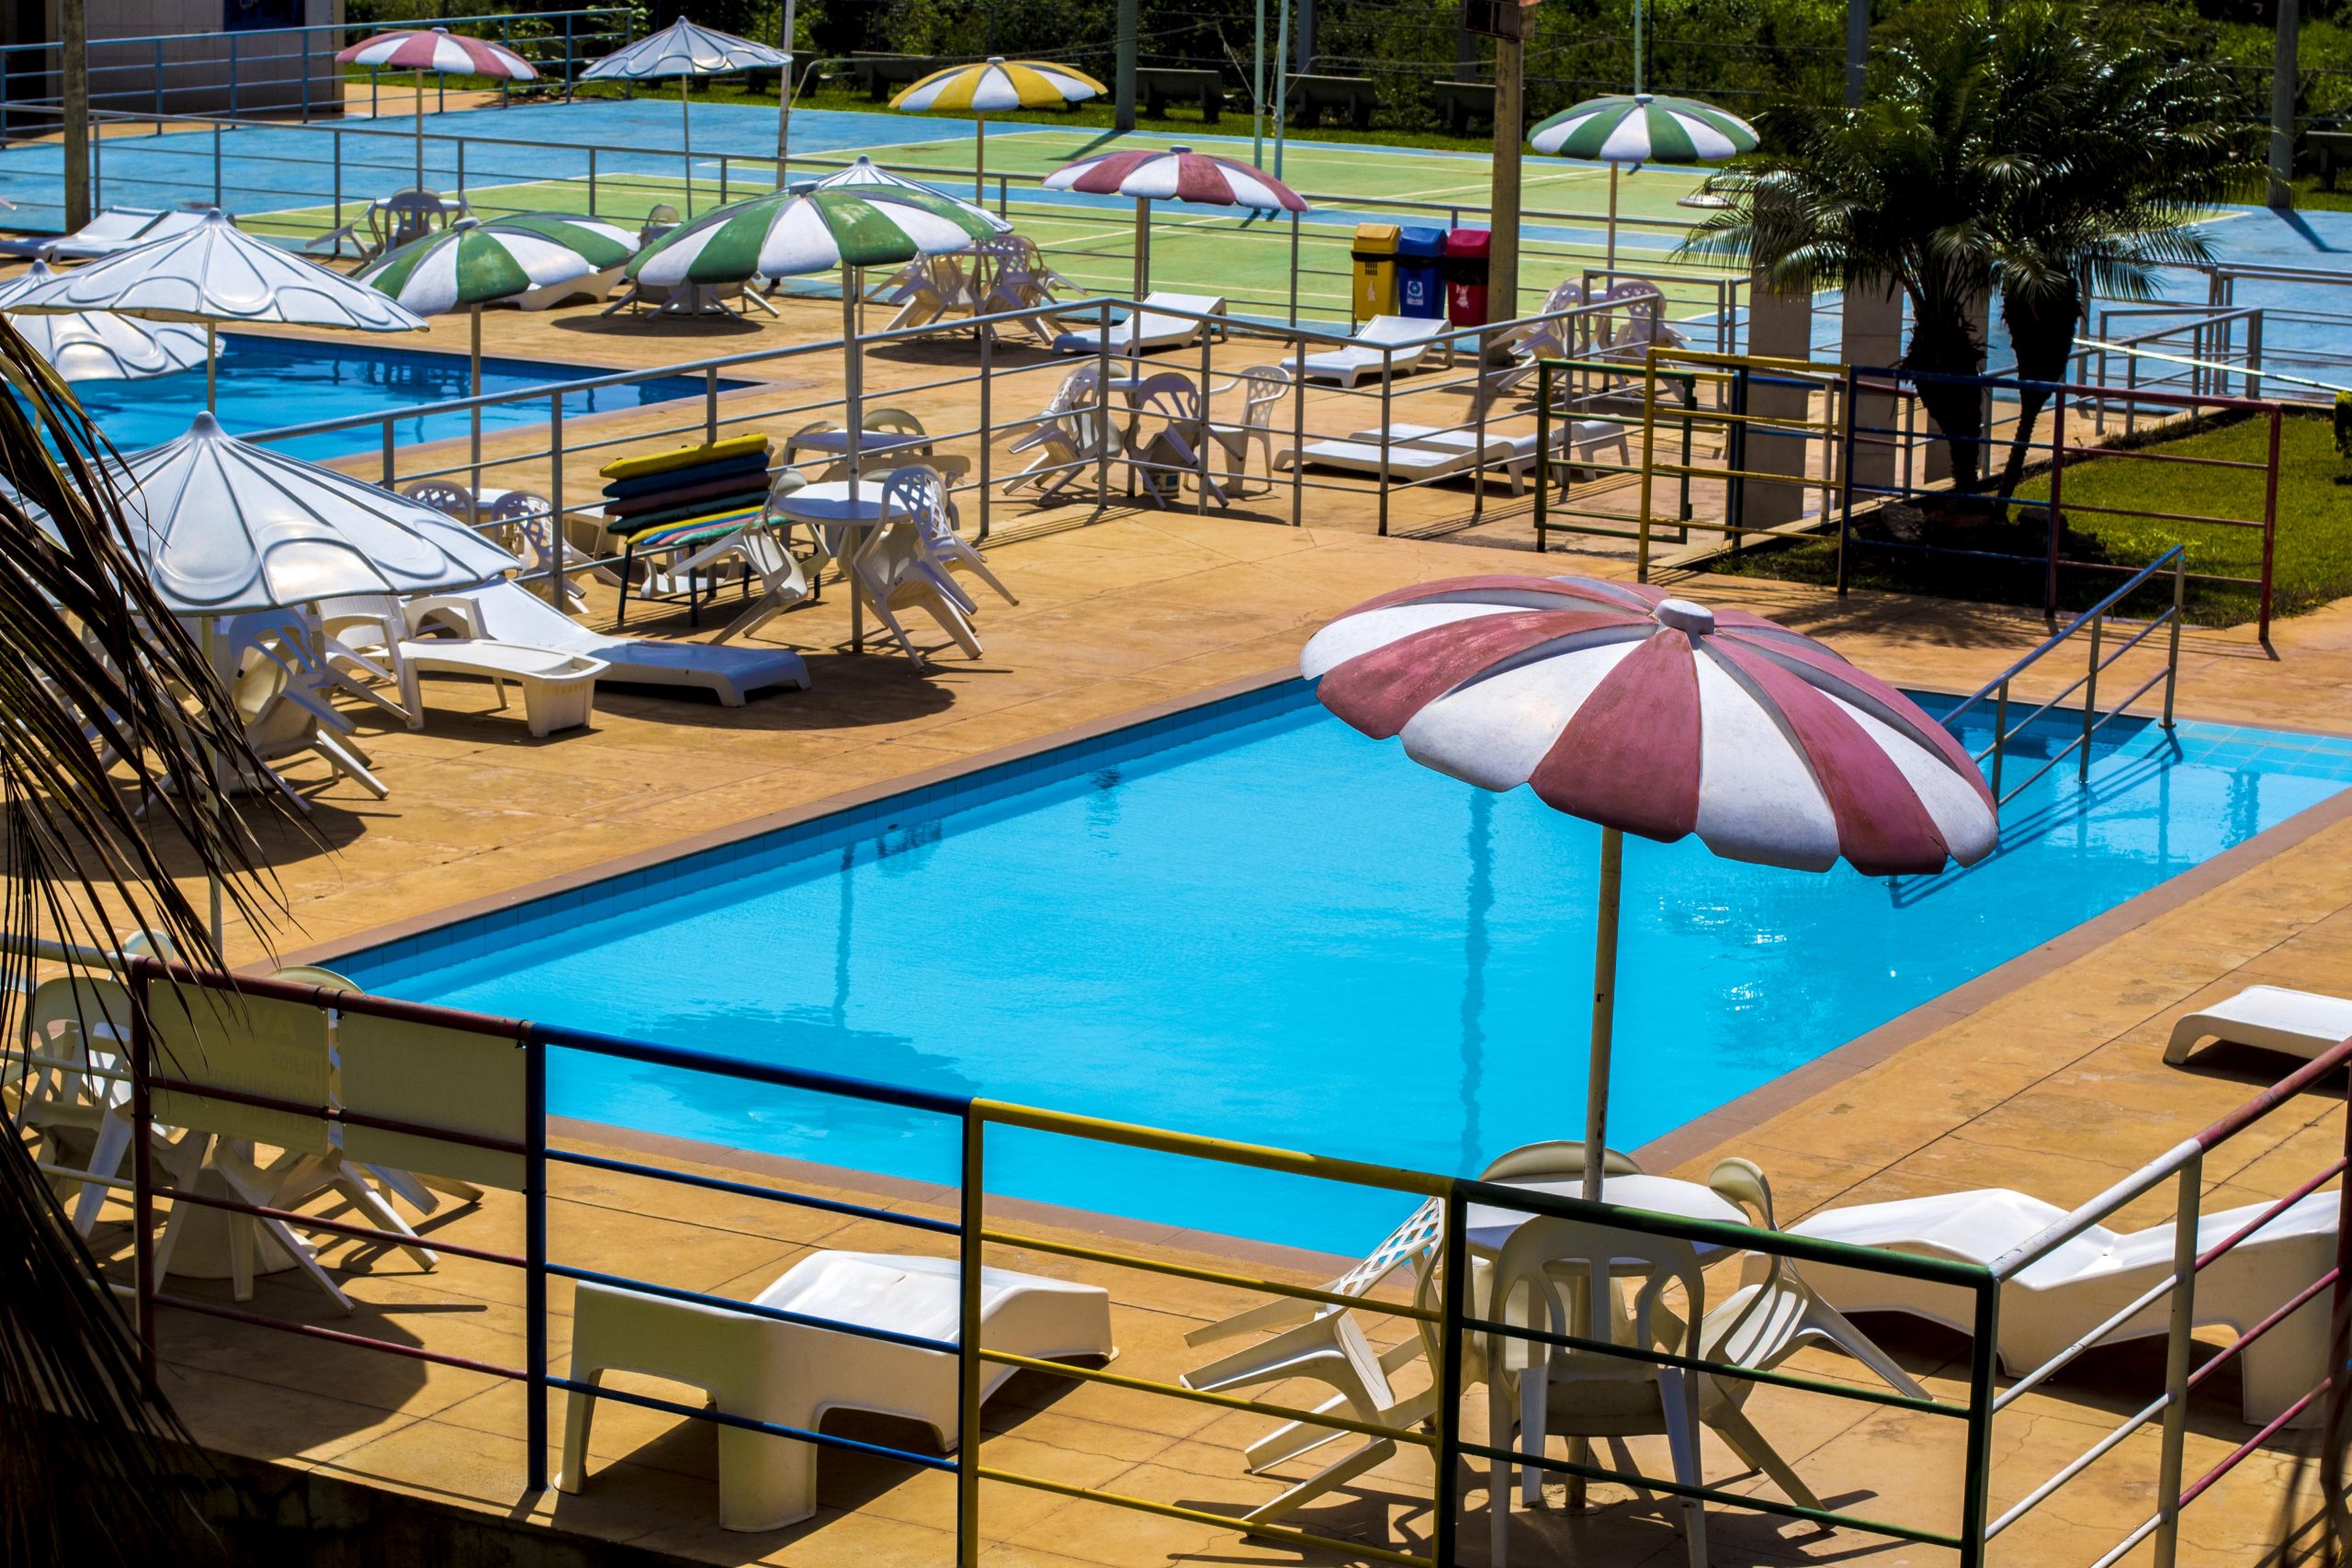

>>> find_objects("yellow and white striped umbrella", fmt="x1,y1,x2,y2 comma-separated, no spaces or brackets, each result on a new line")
891,56,1106,199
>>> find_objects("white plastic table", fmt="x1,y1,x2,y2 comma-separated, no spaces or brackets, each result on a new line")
1465,1174,1747,1259
768,479,899,654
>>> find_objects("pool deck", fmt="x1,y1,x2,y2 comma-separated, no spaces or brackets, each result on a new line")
36,283,2352,1563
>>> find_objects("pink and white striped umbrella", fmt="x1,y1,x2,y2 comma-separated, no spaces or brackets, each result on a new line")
1043,145,1306,210
335,27,537,78
1302,574,1998,1191
1044,145,1306,298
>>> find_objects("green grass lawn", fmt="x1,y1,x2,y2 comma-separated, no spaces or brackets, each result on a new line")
1706,411,2344,627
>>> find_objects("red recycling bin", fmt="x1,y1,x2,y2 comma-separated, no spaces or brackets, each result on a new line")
1444,227,1491,327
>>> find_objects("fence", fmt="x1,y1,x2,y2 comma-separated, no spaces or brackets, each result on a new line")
0,10,629,139
61,947,1998,1564
1837,367,2283,640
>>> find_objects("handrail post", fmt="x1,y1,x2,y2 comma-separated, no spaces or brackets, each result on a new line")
1376,351,1393,536
1094,303,1114,505
955,1109,985,1567
1990,681,2009,803
2164,549,2184,728
977,327,992,543
1432,1186,1468,1568
587,147,597,217
1836,365,1858,596
2079,611,2102,784
704,367,718,445
2045,387,2067,620
1636,353,1659,582
1532,357,1549,553
2260,408,2280,647
2150,1155,2202,1568
549,394,567,599
129,957,157,1393
1196,327,1213,515
523,1025,549,1492
381,419,396,490
212,120,222,208
1958,1275,2000,1568
1289,348,1306,527
564,12,576,103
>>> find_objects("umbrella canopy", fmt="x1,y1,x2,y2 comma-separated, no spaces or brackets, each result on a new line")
1301,574,1996,1194
337,28,538,192
799,155,1007,228
893,57,1105,200
892,56,1103,114
97,412,517,616
335,26,537,78
358,212,631,315
1527,93,1756,274
0,260,209,381
1528,92,1758,164
582,17,793,218
1043,144,1306,209
580,17,788,79
626,185,1006,289
1044,144,1305,299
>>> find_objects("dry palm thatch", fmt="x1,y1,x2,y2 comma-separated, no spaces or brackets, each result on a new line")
0,310,294,1564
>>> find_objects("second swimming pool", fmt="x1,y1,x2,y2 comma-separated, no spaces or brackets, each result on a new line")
344,682,2352,1251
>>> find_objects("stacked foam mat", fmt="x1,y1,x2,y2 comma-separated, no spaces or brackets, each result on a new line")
599,433,775,554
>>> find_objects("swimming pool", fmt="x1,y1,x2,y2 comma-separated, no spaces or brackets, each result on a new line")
345,682,2352,1252
62,334,744,462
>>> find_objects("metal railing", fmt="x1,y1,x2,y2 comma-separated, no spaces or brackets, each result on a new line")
0,944,2019,1565
0,9,629,140
1939,546,2187,807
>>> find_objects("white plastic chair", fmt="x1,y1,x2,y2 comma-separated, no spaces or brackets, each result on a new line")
881,464,1016,607
1128,371,1225,509
1203,366,1290,491
850,517,982,667
1003,364,1110,498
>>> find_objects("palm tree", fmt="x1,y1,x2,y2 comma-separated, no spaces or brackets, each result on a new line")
1975,6,2251,500
1678,15,2007,489
1679,3,2251,502
0,314,285,1562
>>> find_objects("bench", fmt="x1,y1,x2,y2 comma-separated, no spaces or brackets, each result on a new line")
1136,64,1225,121
1288,72,1376,130
2312,129,2352,191
1430,78,1494,136
848,51,942,100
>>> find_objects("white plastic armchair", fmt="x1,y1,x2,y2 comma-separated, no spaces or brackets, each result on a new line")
1128,370,1226,509
880,464,1016,607
850,518,982,667
1203,366,1290,491
1003,364,1110,498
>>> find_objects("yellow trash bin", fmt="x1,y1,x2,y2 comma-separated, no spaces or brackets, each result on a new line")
1351,223,1401,324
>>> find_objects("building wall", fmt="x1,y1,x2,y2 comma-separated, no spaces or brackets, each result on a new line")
11,0,344,121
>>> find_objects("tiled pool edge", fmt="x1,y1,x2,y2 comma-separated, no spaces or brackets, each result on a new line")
275,665,1306,976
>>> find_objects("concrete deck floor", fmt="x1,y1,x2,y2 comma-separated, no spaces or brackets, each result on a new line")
30,281,2352,1564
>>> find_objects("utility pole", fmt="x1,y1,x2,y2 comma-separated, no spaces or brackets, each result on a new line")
1252,0,1266,167
2271,0,2301,209
1272,0,1291,176
1115,0,1136,132
1845,0,1868,107
1297,0,1316,72
775,0,797,180
1487,6,1524,336
61,0,89,231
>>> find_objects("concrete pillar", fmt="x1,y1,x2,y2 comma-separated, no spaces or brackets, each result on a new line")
1743,275,1815,532
1487,28,1522,332
61,0,88,231
1841,279,1903,499
1296,0,1315,72
2272,0,2301,209
1114,0,1136,131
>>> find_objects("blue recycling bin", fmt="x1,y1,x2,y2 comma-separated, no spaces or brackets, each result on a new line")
1395,226,1447,319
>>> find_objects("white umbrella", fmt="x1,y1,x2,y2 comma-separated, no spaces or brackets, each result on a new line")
580,19,793,219
1302,575,1996,1197
334,28,539,192
1043,145,1306,298
50,412,517,940
1,209,424,407
888,56,1105,201
0,260,209,380
1528,93,1758,273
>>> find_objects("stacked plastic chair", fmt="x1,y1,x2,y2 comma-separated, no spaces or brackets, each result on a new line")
598,434,776,625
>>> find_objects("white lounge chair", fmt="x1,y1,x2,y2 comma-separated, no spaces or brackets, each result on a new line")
0,206,164,259
395,639,607,737
1284,314,1447,389
1050,292,1226,356
559,1251,1114,1531
1279,419,1623,494
404,581,809,705
1344,420,1632,491
2164,986,2352,1066
1790,1186,2338,1424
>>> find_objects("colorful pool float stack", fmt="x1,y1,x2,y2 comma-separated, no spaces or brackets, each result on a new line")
598,434,775,624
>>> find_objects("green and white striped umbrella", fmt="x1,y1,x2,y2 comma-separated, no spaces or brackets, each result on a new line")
1529,93,1757,274
358,213,636,315
625,185,1006,289
1528,92,1757,166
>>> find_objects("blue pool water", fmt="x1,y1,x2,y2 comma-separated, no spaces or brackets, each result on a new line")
346,682,2352,1253
63,333,740,462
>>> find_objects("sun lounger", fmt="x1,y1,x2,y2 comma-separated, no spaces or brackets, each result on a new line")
1284,314,1447,388
560,1251,1114,1531
1789,1186,2338,1424
1278,417,1626,493
0,205,165,259
1050,291,1226,355
2164,986,2352,1066
404,580,809,705
395,638,607,737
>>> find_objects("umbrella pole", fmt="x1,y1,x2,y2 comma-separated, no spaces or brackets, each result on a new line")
681,75,694,219
469,305,482,498
1133,196,1148,299
1582,825,1623,1201
1606,164,1620,278
204,321,216,412
200,615,223,951
415,68,425,189
975,114,986,204
842,265,865,655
